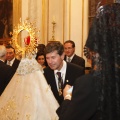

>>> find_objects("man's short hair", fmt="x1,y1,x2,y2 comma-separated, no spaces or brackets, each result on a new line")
64,40,75,48
6,45,15,53
45,41,64,55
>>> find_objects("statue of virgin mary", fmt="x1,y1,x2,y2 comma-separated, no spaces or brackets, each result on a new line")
0,21,59,120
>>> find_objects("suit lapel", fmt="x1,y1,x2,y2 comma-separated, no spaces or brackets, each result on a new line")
49,70,59,95
12,59,17,67
71,54,76,63
64,63,71,86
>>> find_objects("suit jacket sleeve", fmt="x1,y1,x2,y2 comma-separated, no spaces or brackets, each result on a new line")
57,74,99,120
0,63,16,95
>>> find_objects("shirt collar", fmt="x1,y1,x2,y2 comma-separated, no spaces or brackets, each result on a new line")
54,60,67,74
66,53,75,61
7,57,15,65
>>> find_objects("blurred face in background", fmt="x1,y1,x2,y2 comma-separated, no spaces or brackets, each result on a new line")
6,48,15,61
64,43,75,57
37,55,45,66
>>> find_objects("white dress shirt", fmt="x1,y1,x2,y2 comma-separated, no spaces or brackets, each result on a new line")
7,58,15,66
66,53,75,62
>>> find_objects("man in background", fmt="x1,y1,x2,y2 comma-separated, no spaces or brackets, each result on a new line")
64,40,85,69
5,45,20,71
0,45,16,95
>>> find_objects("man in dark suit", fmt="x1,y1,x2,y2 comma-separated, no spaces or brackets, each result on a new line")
44,41,84,105
64,40,85,68
0,45,16,95
5,45,20,71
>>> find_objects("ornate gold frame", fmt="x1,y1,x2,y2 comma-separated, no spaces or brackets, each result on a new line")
12,20,37,58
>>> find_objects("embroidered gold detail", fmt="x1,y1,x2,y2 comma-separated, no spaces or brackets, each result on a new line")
0,96,33,120
0,97,19,120
26,114,31,120
16,58,40,75
24,95,30,102
16,78,21,83
46,85,51,92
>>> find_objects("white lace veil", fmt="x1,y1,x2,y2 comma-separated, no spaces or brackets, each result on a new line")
16,58,43,75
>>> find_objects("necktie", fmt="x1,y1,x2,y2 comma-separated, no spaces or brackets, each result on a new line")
68,57,71,62
57,72,63,96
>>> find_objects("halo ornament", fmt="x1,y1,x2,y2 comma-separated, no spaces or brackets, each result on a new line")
12,19,38,58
